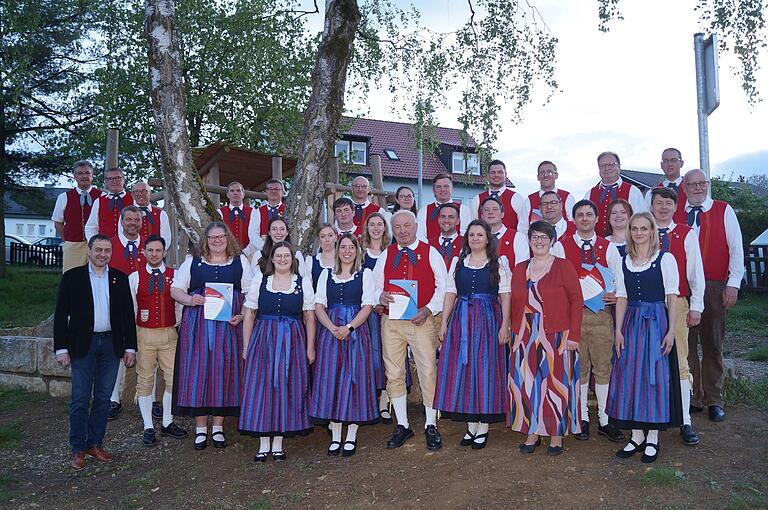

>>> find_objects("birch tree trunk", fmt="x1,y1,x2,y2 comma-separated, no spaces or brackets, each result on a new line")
145,0,217,251
284,0,361,253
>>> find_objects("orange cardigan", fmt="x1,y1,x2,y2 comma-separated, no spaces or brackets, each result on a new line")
510,257,584,341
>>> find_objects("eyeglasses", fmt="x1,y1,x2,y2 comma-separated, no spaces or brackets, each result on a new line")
104,176,123,181
661,158,681,164
538,170,556,176
398,194,414,200
352,184,368,189
273,254,292,260
207,234,226,241
132,189,150,194
266,187,282,192
686,181,709,188
599,162,619,169
540,200,561,207
529,235,551,242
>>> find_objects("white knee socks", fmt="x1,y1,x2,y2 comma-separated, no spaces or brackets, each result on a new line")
271,436,284,452
595,384,609,427
391,395,409,428
680,379,692,426
345,424,359,450
580,383,589,422
111,361,126,403
475,422,489,443
466,421,479,439
138,395,154,430
259,437,270,453
646,430,659,455
329,421,342,443
162,391,173,427
424,406,437,428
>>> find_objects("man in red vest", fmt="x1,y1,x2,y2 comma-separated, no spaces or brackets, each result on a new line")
540,190,576,258
470,160,526,232
644,148,689,224
428,203,463,269
52,161,102,272
247,179,285,253
217,182,255,256
350,176,387,236
584,151,646,237
480,197,528,268
417,173,471,241
560,200,624,443
130,182,171,247
683,169,744,423
128,235,187,446
651,186,705,445
85,167,134,241
373,210,447,451
523,161,576,224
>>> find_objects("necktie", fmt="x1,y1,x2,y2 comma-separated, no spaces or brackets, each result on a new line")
149,269,164,294
489,190,500,199
658,228,670,253
667,182,679,191
495,231,501,239
687,205,703,227
268,205,280,221
580,239,595,264
229,206,242,223
552,224,558,239
599,183,618,203
140,206,154,225
124,240,137,261
354,203,364,222
79,191,93,207
392,247,418,268
109,193,123,212
429,204,441,222
441,237,453,260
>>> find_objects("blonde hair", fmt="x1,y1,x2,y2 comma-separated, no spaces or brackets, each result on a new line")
626,212,659,261
334,233,362,275
197,221,242,260
361,212,391,250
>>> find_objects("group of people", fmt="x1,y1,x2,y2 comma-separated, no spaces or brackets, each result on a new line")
52,148,744,471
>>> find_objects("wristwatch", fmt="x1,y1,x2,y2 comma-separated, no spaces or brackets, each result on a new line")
346,323,355,332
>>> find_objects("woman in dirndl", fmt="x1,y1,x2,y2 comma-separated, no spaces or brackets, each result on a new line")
606,199,633,257
608,212,681,463
170,221,253,451
435,219,511,449
306,223,337,292
240,241,316,462
509,221,583,456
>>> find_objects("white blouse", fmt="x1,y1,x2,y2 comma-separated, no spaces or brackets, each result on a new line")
251,248,309,280
244,271,315,311
315,268,376,307
445,256,512,294
171,254,253,294
615,251,679,299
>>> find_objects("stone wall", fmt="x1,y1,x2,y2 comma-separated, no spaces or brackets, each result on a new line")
0,336,71,397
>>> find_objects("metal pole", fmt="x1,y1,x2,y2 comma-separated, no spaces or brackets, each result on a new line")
417,133,424,209
694,33,710,180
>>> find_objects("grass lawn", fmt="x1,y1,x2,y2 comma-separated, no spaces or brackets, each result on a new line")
0,266,60,329
727,292,768,336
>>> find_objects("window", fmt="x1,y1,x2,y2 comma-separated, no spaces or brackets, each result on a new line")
451,152,480,175
16,224,23,235
27,224,35,236
384,149,400,161
38,225,46,236
334,140,367,165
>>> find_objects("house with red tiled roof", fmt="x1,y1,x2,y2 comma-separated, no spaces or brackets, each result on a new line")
335,117,495,206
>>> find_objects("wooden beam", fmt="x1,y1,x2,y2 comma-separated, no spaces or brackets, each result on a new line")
197,144,230,177
148,178,269,200
272,156,283,181
105,129,119,169
370,154,387,207
207,162,221,208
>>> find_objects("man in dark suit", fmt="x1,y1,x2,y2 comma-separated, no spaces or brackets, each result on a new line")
54,234,137,470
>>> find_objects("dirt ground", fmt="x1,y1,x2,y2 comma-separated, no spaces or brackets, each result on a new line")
2,372,767,510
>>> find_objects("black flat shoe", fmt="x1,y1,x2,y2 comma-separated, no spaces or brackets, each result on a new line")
211,431,226,449
708,405,726,422
108,402,122,421
386,425,414,449
152,401,163,419
142,428,157,447
574,421,589,441
272,451,286,461
519,437,541,454
471,432,488,450
253,452,268,463
161,422,188,439
341,440,357,457
547,443,564,456
194,432,208,450
598,423,625,443
615,439,646,459
380,409,393,425
460,429,475,447
641,443,659,463
425,425,442,451
680,424,700,446
327,440,342,456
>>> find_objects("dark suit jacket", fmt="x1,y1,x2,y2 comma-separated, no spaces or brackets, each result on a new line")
53,265,138,359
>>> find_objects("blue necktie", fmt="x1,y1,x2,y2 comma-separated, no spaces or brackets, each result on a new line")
354,203,364,222
109,193,123,212
228,206,243,223
79,191,93,207
667,182,679,191
599,184,618,204
392,247,417,268
429,204,441,222
552,224,558,239
489,190,500,199
149,269,164,294
658,228,670,253
580,239,595,264
687,206,703,227
441,237,453,260
268,205,280,221
124,241,137,261
140,206,154,225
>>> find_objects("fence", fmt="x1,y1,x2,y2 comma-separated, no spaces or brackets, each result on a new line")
8,242,62,269
745,244,768,292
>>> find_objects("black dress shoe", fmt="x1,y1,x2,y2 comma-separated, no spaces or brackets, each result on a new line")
253,452,268,462
690,404,704,413
386,425,414,449
460,429,475,447
142,428,157,446
341,440,357,457
598,423,625,443
519,437,541,454
327,440,342,456
680,424,700,445
152,401,163,419
380,409,393,425
211,430,227,448
272,451,286,461
574,421,590,441
641,443,659,463
194,432,208,450
708,405,726,422
108,402,122,421
161,422,188,439
425,425,442,451
615,439,646,459
471,432,488,450
547,443,565,456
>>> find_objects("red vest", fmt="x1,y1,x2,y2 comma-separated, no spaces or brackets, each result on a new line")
97,193,134,238
527,189,571,223
257,203,285,236
696,200,730,281
352,202,382,236
496,229,523,270
62,188,101,242
137,206,163,240
428,235,463,269
588,182,633,237
561,235,611,270
477,188,519,230
557,220,577,241
661,224,692,296
424,202,462,240
135,267,176,328
109,236,145,276
383,242,436,309
653,181,688,225
220,205,253,250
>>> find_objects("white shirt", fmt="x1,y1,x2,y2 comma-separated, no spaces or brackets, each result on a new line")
244,272,315,311
84,190,128,241
445,257,512,294
657,222,705,313
615,251,679,299
470,185,528,232
584,178,647,214
315,268,376,307
172,254,253,294
416,200,473,241
304,253,334,292
372,240,447,314
245,201,283,254
520,188,576,223
51,186,97,222
643,176,683,209
90,262,112,333
685,197,744,288
121,205,171,247
493,225,530,266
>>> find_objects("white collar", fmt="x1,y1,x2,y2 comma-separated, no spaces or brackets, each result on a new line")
538,187,559,195
439,232,458,242
434,199,455,206
76,185,95,194
145,263,166,273
493,225,508,238
118,231,141,247
574,232,596,244
88,262,108,277
106,190,126,197
657,221,676,230
398,239,420,250
553,218,568,233
335,222,356,234
488,185,507,194
229,203,244,209
366,248,383,259
663,176,683,186
686,196,712,212
264,201,282,208
353,199,371,208
600,178,623,187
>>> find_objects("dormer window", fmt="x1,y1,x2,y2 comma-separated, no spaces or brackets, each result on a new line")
335,140,367,165
451,151,480,175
